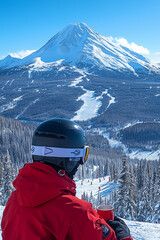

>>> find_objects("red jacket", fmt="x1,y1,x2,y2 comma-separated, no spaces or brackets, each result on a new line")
1,162,132,240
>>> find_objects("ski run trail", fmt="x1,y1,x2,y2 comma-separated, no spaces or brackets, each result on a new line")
70,72,116,121
0,176,160,239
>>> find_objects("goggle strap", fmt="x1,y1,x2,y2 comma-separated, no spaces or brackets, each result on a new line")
31,145,88,160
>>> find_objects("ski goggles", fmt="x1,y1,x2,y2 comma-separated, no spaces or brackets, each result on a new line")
31,145,89,164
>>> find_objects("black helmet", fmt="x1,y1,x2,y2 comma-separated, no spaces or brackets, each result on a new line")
31,118,89,174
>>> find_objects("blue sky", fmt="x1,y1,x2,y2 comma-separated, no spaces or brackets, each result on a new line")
0,0,160,63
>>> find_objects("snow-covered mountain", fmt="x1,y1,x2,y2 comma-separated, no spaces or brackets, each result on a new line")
1,23,160,152
0,54,21,69
0,23,159,74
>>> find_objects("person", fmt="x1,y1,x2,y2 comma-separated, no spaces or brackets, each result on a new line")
1,118,133,240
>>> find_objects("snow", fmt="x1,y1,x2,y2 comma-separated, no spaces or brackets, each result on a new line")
1,23,159,74
0,95,23,113
8,79,15,86
0,177,160,240
69,76,84,87
28,58,65,78
70,72,103,121
0,55,21,69
71,87,116,121
58,66,66,72
15,98,39,119
102,132,123,148
0,206,4,239
122,121,144,130
127,149,160,160
70,71,116,121
75,175,117,199
18,87,22,92
75,177,160,240
94,128,160,160
72,88,102,121
2,80,12,90
105,91,116,111
125,219,160,240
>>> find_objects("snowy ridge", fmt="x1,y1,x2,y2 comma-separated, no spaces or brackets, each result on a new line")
0,23,159,74
93,127,160,160
0,55,21,69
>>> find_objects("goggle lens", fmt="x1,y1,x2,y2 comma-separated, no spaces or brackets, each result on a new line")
83,146,89,164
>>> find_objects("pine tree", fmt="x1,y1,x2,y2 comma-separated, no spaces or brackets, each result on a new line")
98,191,103,205
1,151,15,206
152,159,160,223
114,154,130,218
125,165,137,220
137,161,153,222
0,155,5,204
104,160,109,176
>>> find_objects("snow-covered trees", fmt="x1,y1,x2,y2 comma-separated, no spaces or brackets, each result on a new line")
0,115,35,167
126,165,137,220
115,154,130,217
0,115,35,205
112,154,160,222
114,154,137,220
152,159,160,223
137,161,153,222
0,151,15,205
112,155,159,223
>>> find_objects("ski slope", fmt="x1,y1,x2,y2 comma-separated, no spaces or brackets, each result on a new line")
75,175,117,199
0,177,160,239
125,219,160,240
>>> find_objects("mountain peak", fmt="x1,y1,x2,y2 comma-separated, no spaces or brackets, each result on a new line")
0,54,21,69
50,22,95,46
60,22,94,35
21,22,96,64
0,23,158,74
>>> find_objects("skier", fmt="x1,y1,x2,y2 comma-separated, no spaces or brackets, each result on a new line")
1,118,133,240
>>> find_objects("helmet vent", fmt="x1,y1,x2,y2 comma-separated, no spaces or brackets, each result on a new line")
35,131,66,139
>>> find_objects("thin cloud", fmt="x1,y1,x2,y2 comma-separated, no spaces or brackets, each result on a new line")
155,52,160,55
0,55,6,60
10,50,36,59
115,37,150,55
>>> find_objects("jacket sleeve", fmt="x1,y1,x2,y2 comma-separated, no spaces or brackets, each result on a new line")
67,201,117,240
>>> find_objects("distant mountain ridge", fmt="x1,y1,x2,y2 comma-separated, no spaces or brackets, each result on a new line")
0,23,159,74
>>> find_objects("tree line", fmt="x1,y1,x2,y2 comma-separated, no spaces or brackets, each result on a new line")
120,122,160,150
